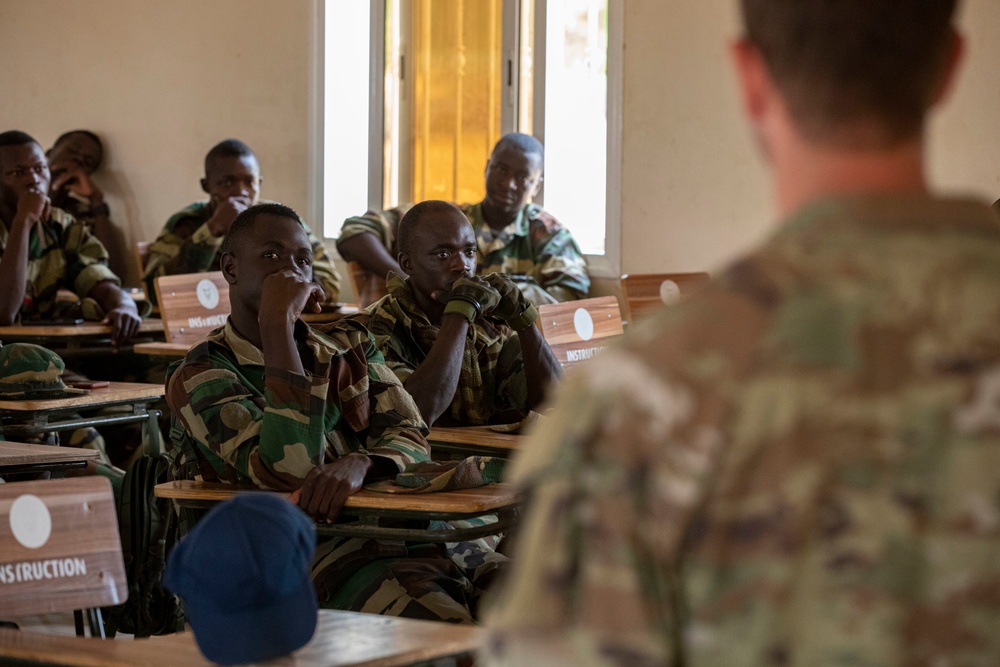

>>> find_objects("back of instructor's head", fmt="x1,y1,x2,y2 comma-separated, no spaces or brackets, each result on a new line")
740,0,959,146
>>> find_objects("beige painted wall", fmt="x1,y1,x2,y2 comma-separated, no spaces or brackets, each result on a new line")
619,0,1000,276
0,0,320,288
1,0,997,288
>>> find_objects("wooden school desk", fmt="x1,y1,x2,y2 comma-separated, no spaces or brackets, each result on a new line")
132,309,363,361
156,480,520,543
0,383,165,450
0,609,485,667
0,320,165,359
427,426,524,460
132,341,190,359
0,441,100,476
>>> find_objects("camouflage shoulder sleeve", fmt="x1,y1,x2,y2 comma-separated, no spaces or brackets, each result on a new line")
143,204,219,299
345,298,419,385
336,207,408,256
55,209,120,298
165,338,332,491
525,207,590,301
308,231,342,302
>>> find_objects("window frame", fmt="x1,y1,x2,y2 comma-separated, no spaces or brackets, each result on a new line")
314,0,623,278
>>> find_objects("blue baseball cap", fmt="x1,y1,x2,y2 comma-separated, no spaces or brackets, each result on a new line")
164,493,318,665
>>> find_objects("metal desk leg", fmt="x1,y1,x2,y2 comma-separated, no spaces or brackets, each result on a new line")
86,608,106,639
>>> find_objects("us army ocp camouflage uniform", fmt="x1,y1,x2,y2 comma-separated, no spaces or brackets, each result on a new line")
166,318,497,622
144,201,341,304
0,207,120,320
338,201,589,306
346,273,531,426
485,196,1000,665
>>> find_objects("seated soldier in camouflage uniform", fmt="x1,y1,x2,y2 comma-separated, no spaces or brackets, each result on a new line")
347,200,561,428
338,133,589,307
0,131,142,343
143,139,340,305
166,202,497,623
45,130,129,282
483,1,1000,665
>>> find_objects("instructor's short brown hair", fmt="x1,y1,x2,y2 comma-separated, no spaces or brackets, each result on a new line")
741,0,959,145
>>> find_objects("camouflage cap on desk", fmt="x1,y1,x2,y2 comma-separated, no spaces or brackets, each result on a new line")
0,343,86,399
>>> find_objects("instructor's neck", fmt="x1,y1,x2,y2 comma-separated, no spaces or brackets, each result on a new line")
773,134,928,219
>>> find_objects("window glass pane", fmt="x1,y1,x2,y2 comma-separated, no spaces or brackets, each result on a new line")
410,0,503,205
324,0,371,237
543,0,607,255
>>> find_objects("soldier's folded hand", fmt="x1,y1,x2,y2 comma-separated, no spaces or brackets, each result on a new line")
442,276,501,322
16,189,49,228
482,273,532,323
259,269,326,327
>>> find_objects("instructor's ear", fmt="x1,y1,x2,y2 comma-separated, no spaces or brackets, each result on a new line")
930,29,965,109
730,37,771,126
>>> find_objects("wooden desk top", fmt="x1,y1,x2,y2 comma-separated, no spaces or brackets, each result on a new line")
0,382,165,412
0,319,164,339
133,341,190,358
156,480,518,514
0,609,484,667
427,426,525,451
0,442,100,467
133,310,361,357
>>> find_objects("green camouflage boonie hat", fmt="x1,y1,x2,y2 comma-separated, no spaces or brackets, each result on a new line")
0,344,85,399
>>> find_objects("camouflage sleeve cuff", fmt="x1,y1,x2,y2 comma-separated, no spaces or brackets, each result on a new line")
191,222,225,246
75,264,121,299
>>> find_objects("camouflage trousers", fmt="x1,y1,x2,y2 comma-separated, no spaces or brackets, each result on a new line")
313,518,507,624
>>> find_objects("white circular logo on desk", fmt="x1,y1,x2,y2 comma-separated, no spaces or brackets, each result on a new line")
573,308,595,341
196,279,220,310
660,280,681,306
10,494,52,549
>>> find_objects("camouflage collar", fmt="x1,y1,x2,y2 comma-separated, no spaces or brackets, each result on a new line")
464,202,542,257
0,207,73,255
220,318,342,366
777,194,999,240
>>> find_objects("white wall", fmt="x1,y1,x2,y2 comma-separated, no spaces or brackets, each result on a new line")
618,0,1000,276
0,0,319,287
928,0,1000,199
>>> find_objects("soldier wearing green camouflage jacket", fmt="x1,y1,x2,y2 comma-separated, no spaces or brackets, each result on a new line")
167,202,496,623
45,130,130,283
143,139,340,304
484,2,1000,665
0,131,142,345
337,134,589,307
346,201,561,428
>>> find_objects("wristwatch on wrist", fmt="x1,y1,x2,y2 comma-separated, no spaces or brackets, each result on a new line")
443,298,479,323
508,303,538,332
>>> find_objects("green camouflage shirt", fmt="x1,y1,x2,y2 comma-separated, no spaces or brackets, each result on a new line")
0,206,120,320
346,273,530,426
485,195,1000,666
166,318,430,490
338,201,590,304
144,201,341,304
